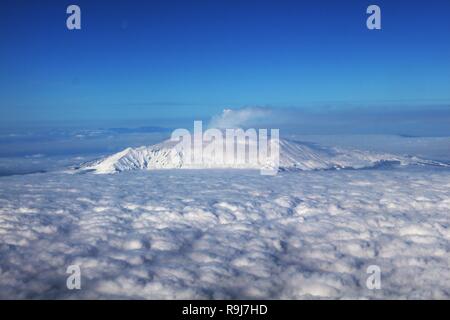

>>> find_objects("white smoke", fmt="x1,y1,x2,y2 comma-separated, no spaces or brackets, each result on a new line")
208,107,272,129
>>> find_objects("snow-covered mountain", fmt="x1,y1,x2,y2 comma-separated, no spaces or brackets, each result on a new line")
75,137,447,174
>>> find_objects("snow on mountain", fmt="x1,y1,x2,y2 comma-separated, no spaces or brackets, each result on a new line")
76,137,447,174
2,134,450,299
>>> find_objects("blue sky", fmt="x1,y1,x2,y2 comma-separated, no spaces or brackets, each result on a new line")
0,0,449,129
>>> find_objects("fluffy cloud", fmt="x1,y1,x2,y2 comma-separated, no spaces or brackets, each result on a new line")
208,107,273,129
1,165,450,299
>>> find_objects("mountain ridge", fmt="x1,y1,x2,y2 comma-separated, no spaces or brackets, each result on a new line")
75,138,449,174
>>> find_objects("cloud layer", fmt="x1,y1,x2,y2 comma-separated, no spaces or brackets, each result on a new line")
1,166,450,299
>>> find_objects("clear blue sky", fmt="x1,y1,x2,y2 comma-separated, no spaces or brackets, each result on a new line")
0,0,449,127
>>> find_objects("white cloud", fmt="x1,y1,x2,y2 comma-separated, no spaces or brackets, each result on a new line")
208,107,272,129
1,164,450,299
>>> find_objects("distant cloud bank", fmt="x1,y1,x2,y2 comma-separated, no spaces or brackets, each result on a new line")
206,104,450,136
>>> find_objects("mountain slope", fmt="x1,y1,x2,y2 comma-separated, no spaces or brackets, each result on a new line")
75,137,448,174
